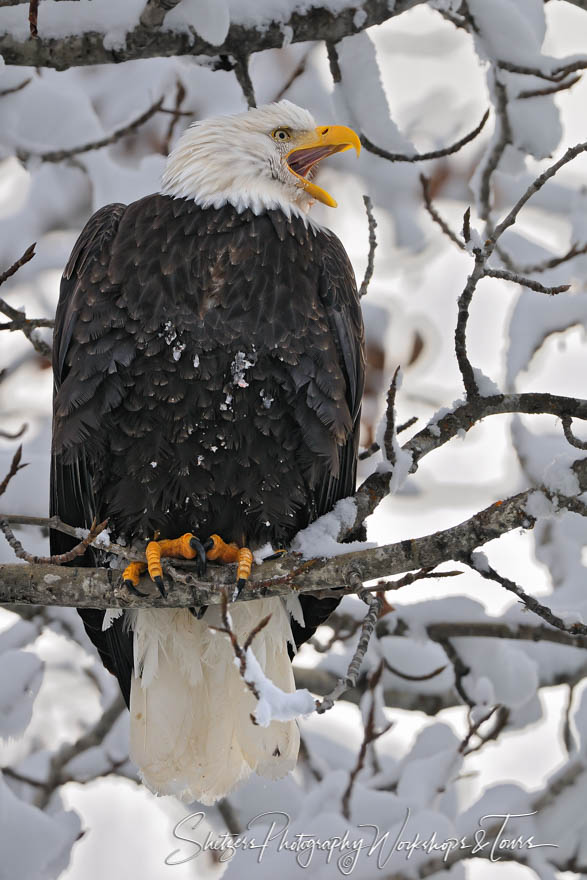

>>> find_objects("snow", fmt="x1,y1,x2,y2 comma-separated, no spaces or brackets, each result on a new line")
1,4,587,878
543,453,582,496
242,647,316,726
166,0,230,45
0,650,43,738
73,526,111,548
230,350,256,388
470,551,490,572
397,746,460,808
373,369,414,490
460,640,539,710
291,496,374,559
467,0,547,68
507,290,587,386
472,367,501,397
353,9,367,29
525,489,556,520
0,774,80,880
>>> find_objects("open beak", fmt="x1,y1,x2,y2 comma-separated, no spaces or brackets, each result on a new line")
286,125,361,207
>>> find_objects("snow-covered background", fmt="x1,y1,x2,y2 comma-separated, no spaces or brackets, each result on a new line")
2,0,587,877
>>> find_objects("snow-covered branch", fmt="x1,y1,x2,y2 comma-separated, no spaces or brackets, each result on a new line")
2,482,587,614
0,0,424,69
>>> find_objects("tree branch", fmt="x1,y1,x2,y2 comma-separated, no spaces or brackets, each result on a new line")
361,109,489,163
0,0,424,70
0,485,580,609
139,0,183,29
359,195,377,298
0,242,52,358
17,95,167,164
420,173,465,250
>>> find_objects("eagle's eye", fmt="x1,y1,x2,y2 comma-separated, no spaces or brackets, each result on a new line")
272,128,291,142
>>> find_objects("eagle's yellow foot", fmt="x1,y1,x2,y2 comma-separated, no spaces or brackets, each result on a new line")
145,533,207,598
205,534,254,600
123,561,148,597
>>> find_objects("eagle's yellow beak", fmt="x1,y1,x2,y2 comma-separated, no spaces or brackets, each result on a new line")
286,125,361,207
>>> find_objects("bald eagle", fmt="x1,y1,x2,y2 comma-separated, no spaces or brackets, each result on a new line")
50,101,364,804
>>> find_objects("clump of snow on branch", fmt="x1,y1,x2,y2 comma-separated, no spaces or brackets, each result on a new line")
472,366,500,397
241,648,316,727
291,496,373,558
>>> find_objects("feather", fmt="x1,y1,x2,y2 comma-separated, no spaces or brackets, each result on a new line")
51,192,365,800
128,600,298,804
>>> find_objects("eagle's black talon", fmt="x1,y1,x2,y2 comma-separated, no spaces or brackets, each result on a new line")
124,579,149,598
233,578,247,601
154,575,167,598
202,537,214,552
189,536,208,575
263,549,287,562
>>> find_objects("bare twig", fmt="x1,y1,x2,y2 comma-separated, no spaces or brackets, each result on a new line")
477,73,511,225
491,140,587,245
465,553,587,636
325,40,341,84
0,423,27,440
435,635,473,707
462,206,471,244
1,513,140,563
161,78,187,155
463,706,510,756
562,415,587,450
341,660,390,819
359,195,377,298
18,97,167,164
0,77,31,98
361,109,490,163
0,242,36,287
233,54,256,108
34,692,126,809
0,515,108,565
483,267,570,295
316,576,382,713
382,658,447,682
0,243,52,358
208,590,272,705
517,74,582,99
500,241,587,275
455,252,483,397
0,446,26,498
497,57,587,83
458,705,500,755
0,317,54,331
273,48,313,102
382,367,401,466
420,174,465,250
358,417,417,461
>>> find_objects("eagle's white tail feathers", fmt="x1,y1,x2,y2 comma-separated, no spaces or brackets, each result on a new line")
128,599,299,804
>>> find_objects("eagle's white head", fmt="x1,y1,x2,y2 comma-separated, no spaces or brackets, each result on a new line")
161,100,360,218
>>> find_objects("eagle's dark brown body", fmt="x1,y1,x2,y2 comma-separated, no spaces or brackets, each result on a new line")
50,194,364,704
